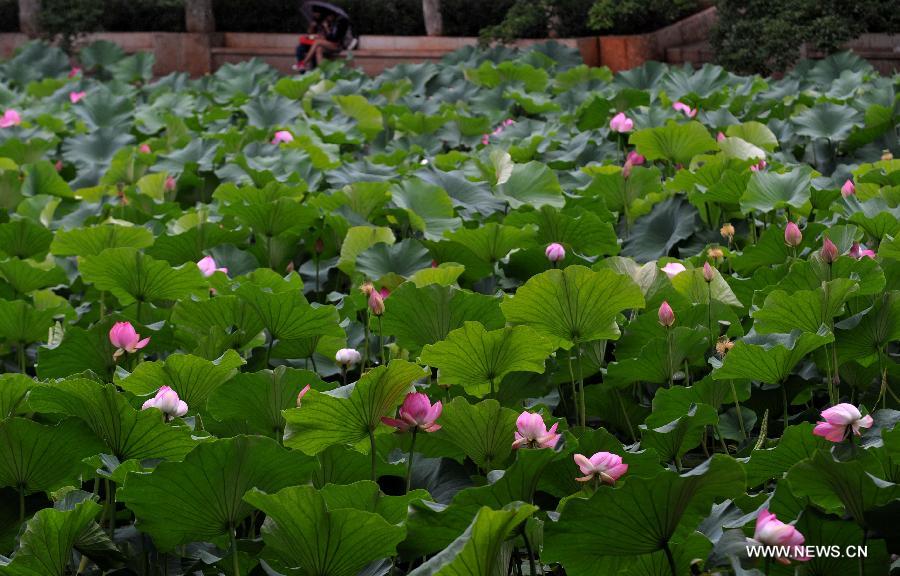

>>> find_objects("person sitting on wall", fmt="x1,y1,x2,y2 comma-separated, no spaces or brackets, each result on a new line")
292,10,351,72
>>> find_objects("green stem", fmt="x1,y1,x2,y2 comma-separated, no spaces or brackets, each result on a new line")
663,541,677,576
369,428,377,482
230,522,241,576
99,290,106,320
614,389,637,443
780,382,789,429
730,380,747,440
666,327,674,388
707,283,714,349
378,315,385,366
18,485,24,523
363,310,370,369
575,344,585,428
567,349,577,424
405,429,417,494
314,256,320,299
264,336,274,368
522,529,540,576
17,342,25,374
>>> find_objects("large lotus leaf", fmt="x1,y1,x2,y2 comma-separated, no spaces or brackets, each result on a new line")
776,256,884,297
543,455,744,571
218,194,317,240
78,40,125,71
73,88,133,131
0,299,56,344
421,323,555,397
235,282,341,343
437,397,520,472
793,508,890,576
730,222,825,275
504,205,619,257
119,435,316,551
334,95,384,140
847,197,900,240
78,248,207,307
0,374,32,418
0,258,67,295
744,423,829,487
36,323,116,380
0,498,103,576
416,168,504,218
712,328,834,384
283,360,426,455
584,165,664,224
605,326,708,388
408,504,537,576
717,136,766,161
0,418,103,495
241,94,300,129
836,291,900,367
0,219,52,261
110,52,154,83
792,102,863,142
639,403,719,463
786,451,900,525
207,367,327,440
670,267,742,307
116,350,244,412
145,223,248,266
725,121,778,151
630,121,717,165
501,265,644,349
27,379,199,462
171,294,265,354
752,278,858,334
244,484,405,576
467,59,548,92
390,179,461,241
0,41,69,87
337,226,395,275
381,283,504,351
50,225,154,257
445,223,536,264
319,480,427,525
740,165,814,214
496,161,564,209
356,239,433,281
621,196,699,262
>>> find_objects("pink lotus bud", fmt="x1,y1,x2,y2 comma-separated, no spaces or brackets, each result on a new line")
750,159,767,172
272,130,294,144
821,237,838,263
296,384,311,407
335,348,361,366
658,300,675,327
197,255,228,277
573,451,628,484
503,118,515,127
141,385,188,419
512,411,560,449
381,392,442,433
164,175,176,191
368,288,385,316
841,179,855,198
109,321,150,360
626,150,645,166
545,242,565,263
661,262,686,278
672,101,697,118
622,160,633,179
812,403,873,442
54,160,63,172
139,143,151,154
481,134,490,146
716,131,726,142
69,91,86,104
313,238,324,254
849,242,875,260
379,286,390,299
703,261,714,282
784,222,802,247
68,67,81,78
609,112,634,133
753,509,809,564
0,110,21,128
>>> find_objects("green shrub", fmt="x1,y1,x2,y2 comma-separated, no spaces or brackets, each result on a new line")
478,0,595,44
587,0,700,34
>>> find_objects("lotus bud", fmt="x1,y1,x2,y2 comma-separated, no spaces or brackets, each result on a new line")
164,175,176,191
841,179,855,198
197,255,228,277
545,242,565,263
139,143,151,154
272,130,294,144
335,348,361,366
703,261,715,282
672,101,697,118
658,301,675,327
69,91,86,104
296,384,311,407
661,262,686,278
368,288,385,316
54,160,63,172
716,131,726,142
753,509,810,564
821,237,838,263
0,109,21,128
68,67,81,78
141,385,188,420
512,411,560,449
109,321,150,360
381,392,442,433
849,242,876,259
784,222,802,247
626,150,645,165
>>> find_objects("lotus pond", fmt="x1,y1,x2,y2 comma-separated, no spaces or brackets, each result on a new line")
0,40,898,576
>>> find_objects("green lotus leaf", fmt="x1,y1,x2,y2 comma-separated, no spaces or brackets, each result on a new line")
606,326,709,388
283,360,427,455
390,179,461,241
583,165,664,225
334,94,384,140
235,281,342,342
421,323,554,397
0,299,57,344
504,205,619,257
337,226,396,275
356,239,434,281
438,397,520,472
444,223,536,264
381,283,504,351
752,279,858,334
621,196,699,262
119,435,316,551
629,121,718,165
712,328,834,384
0,258,67,296
640,403,719,463
0,219,52,260
740,165,814,214
50,225,155,257
744,423,828,486
496,161,565,209
835,291,900,367
792,102,863,142
501,265,645,349
725,121,778,151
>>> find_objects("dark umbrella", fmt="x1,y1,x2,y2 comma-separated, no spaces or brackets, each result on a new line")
301,1,350,21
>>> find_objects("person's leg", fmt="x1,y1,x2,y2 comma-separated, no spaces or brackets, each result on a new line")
315,40,341,67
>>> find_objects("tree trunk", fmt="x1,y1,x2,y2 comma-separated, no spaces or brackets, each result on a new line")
18,0,41,36
422,0,442,36
185,0,215,33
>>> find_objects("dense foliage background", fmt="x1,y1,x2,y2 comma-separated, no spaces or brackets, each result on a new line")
0,38,897,576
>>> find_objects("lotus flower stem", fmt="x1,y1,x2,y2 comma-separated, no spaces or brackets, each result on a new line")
575,344,586,428
614,389,637,443
99,291,106,319
522,529,540,576
264,337,273,368
314,256,320,297
16,342,25,374
378,316,385,366
663,541,677,576
666,327,674,388
363,310,370,369
230,522,240,576
566,350,577,424
369,428,377,482
707,282,714,349
730,380,747,440
405,428,418,494
714,424,728,453
780,383,789,429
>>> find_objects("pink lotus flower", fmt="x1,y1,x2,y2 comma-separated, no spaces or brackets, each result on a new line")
164,175,176,191
139,143,151,154
573,451,628,484
379,286,390,299
841,179,855,198
382,392,442,433
0,110,21,128
141,386,188,420
849,242,876,260
68,67,81,78
502,118,515,127
196,256,228,277
821,237,839,263
54,160,63,172
545,242,565,262
672,101,697,118
296,384,311,407
626,150,645,165
109,321,150,360
658,300,675,327
481,134,490,146
368,288,385,316
716,131,726,142
512,411,560,449
335,348,361,366
272,130,294,144
661,262,686,278
812,403,874,442
609,112,634,133
784,222,802,247
69,91,86,104
753,509,810,565
703,261,715,282
750,159,767,172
